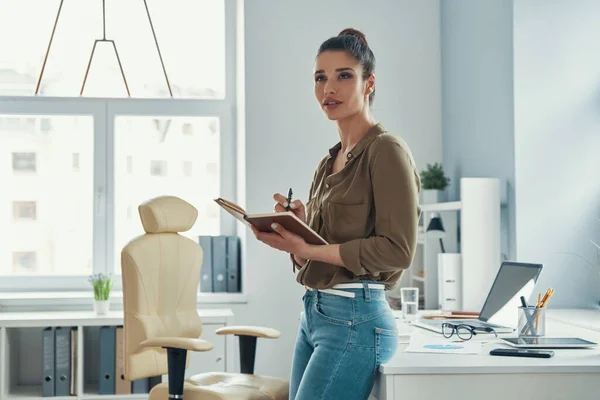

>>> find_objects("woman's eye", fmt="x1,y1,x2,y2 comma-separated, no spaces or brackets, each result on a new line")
339,73,353,79
315,75,326,82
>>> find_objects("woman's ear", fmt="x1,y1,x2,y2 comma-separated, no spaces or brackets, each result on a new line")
366,74,375,94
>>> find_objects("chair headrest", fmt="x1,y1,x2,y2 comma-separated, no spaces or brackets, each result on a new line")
138,196,198,233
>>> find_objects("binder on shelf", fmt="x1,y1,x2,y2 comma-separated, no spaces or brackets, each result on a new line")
115,326,131,395
70,327,78,396
42,327,55,397
212,235,228,292
226,235,240,292
99,326,116,394
149,376,162,391
131,378,149,394
54,327,71,396
199,235,213,292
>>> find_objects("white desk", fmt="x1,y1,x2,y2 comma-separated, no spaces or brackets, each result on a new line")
372,309,600,400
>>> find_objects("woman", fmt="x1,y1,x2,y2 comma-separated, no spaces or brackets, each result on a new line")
251,28,421,400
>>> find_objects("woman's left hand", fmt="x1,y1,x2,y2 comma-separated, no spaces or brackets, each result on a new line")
251,223,310,258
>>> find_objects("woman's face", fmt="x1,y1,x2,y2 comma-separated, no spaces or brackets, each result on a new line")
314,50,374,121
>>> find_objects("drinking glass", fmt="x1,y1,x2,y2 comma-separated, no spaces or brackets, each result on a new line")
400,287,419,321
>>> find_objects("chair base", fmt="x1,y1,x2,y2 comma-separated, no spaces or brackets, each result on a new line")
166,347,187,398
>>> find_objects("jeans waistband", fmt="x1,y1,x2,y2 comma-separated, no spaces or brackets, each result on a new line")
305,282,385,298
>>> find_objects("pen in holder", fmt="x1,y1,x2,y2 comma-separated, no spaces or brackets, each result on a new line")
518,306,546,338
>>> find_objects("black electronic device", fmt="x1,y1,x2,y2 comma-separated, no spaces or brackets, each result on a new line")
490,348,554,358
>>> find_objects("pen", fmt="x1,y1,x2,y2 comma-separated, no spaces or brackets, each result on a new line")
285,188,293,211
520,296,537,335
520,296,528,308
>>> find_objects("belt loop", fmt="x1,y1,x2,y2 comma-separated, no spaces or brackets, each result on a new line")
362,281,371,302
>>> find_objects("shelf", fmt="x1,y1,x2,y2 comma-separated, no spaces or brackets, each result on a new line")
80,394,147,400
0,309,234,328
6,384,149,400
7,385,74,399
0,291,247,311
81,383,149,400
420,201,462,212
412,276,425,283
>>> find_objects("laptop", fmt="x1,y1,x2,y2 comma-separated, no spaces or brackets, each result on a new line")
413,261,544,334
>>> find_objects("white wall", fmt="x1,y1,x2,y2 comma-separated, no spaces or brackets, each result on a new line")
514,0,600,308
440,0,516,261
221,0,442,378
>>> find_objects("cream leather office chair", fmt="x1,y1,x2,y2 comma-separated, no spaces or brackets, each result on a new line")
121,195,289,400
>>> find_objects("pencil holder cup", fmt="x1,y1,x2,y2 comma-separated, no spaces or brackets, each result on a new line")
518,306,546,338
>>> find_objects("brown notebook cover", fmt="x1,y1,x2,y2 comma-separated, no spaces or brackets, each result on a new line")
214,198,328,245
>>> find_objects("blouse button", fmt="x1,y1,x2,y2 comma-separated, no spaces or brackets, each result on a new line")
325,183,330,189
347,152,353,159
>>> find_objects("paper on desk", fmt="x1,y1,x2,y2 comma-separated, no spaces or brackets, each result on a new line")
404,336,482,355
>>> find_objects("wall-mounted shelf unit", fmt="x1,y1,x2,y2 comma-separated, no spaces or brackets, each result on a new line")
0,309,235,400
396,178,501,311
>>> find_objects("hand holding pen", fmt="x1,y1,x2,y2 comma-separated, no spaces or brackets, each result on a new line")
272,188,307,224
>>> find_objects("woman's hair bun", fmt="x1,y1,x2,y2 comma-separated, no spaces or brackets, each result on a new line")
338,28,368,46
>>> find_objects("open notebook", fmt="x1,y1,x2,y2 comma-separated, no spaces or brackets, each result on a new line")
214,198,328,245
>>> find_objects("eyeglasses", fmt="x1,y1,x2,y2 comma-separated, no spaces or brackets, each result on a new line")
441,323,498,341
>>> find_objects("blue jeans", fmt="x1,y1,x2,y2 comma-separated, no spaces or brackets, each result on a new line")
290,283,399,400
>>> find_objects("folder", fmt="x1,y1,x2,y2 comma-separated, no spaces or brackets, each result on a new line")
199,236,213,292
115,326,131,394
226,236,240,292
42,327,55,397
214,197,328,245
99,326,116,394
70,327,78,396
212,235,228,292
131,379,149,394
149,375,162,391
54,327,71,396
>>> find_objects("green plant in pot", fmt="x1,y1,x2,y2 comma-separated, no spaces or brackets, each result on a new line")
89,273,113,315
420,162,450,204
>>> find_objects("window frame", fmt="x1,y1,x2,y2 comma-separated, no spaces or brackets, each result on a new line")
0,0,240,293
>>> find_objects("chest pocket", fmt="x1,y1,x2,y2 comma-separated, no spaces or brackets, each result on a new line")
325,202,371,244
305,197,320,231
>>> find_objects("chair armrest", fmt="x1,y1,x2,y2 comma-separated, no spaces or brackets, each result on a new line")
216,325,280,339
141,337,214,351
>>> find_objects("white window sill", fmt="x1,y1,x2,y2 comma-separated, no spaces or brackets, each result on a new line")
0,291,248,311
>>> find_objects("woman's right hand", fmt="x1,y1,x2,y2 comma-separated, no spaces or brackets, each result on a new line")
273,193,307,224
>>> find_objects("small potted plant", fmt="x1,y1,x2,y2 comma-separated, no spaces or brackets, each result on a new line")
420,162,451,204
89,273,113,315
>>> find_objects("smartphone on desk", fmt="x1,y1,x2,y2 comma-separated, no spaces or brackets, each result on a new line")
490,348,554,358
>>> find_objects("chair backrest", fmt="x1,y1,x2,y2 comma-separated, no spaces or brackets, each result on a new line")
121,195,203,381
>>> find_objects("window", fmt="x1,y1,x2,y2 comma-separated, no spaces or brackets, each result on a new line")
13,201,37,220
0,0,240,292
72,153,80,172
0,0,226,98
183,161,193,177
126,156,133,174
182,123,193,136
12,252,37,273
150,160,168,176
2,115,94,280
12,152,36,172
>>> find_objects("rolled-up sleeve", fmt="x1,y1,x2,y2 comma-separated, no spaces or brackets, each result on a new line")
339,138,421,276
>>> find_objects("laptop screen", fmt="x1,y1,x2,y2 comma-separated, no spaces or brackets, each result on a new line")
479,262,543,326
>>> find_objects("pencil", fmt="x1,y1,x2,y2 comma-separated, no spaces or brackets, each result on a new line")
541,288,554,308
535,293,541,330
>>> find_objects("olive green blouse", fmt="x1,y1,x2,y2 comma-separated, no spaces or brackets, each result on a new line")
293,123,421,290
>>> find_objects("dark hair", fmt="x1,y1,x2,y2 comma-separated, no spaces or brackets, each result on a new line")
317,28,376,106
